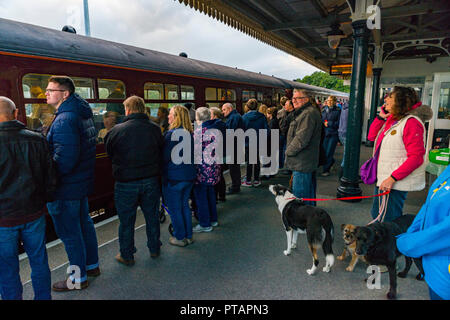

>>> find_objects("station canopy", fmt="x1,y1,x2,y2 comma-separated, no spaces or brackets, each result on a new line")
176,0,450,74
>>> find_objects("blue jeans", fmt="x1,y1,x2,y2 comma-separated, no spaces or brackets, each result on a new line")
339,134,346,168
163,180,194,241
193,184,218,228
292,171,317,206
0,216,51,300
322,134,339,172
47,197,99,283
115,177,161,259
370,186,408,222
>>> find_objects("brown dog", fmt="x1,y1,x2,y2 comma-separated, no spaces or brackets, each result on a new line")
337,224,365,271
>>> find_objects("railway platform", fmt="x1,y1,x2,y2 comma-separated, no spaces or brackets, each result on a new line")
18,144,431,300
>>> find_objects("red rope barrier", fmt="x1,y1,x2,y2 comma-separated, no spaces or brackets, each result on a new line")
285,190,391,202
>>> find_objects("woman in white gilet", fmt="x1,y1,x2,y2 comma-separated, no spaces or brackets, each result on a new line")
367,86,433,222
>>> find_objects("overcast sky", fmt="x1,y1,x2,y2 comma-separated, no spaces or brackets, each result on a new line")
0,0,320,81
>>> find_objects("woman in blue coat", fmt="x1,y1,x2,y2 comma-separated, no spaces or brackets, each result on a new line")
396,165,450,300
162,105,196,247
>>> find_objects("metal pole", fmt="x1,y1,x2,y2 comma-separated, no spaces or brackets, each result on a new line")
336,19,370,201
83,0,91,36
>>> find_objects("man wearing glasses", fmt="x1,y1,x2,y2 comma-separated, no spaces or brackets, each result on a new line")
284,89,322,206
45,76,100,291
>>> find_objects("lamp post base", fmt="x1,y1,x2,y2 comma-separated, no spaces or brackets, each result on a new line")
337,176,362,202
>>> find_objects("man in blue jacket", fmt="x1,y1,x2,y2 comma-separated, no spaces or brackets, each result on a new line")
45,76,99,291
222,103,244,194
241,99,269,187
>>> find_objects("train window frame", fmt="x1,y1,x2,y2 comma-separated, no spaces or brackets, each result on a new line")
22,73,95,100
181,85,195,101
205,87,236,108
144,82,164,100
97,79,126,100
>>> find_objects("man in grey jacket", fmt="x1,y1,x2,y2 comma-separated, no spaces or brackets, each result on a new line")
284,89,322,206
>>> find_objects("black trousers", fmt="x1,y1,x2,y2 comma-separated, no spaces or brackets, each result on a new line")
215,164,226,200
228,164,241,191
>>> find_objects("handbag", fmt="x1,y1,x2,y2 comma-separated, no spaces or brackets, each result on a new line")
360,144,381,185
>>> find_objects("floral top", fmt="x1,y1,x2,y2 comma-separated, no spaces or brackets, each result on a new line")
194,122,221,185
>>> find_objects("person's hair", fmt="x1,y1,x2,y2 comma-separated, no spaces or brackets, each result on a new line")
267,107,278,119
280,96,288,107
169,105,193,133
103,111,119,120
389,86,419,120
184,102,193,110
293,88,311,98
285,99,294,109
210,107,223,119
123,95,145,114
246,98,258,111
222,102,234,110
48,76,75,95
327,96,337,105
0,96,16,117
195,107,211,122
158,106,169,117
258,104,268,115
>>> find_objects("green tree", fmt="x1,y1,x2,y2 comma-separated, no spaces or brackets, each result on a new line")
295,71,350,93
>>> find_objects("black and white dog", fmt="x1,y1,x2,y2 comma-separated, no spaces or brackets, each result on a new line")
269,184,335,275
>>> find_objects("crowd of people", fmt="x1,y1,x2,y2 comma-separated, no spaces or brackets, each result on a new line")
0,75,448,301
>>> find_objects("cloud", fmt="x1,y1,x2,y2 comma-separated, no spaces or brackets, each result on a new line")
1,0,319,80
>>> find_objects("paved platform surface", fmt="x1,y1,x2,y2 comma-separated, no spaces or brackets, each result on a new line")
19,144,431,300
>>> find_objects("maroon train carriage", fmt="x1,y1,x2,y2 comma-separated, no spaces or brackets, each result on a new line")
0,18,348,243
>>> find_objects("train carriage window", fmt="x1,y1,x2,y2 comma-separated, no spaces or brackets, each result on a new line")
98,79,126,115
98,79,126,99
205,87,217,100
181,85,195,100
144,82,163,100
257,92,263,102
217,88,236,101
22,74,94,130
242,90,256,103
165,84,178,100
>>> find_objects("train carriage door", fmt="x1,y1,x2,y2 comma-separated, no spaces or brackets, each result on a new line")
426,72,450,151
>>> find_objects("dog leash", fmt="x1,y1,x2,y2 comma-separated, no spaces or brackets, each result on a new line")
367,192,390,225
285,190,391,202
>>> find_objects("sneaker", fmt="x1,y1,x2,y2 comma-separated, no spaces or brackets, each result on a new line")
321,171,330,177
211,221,219,227
169,236,187,247
253,180,261,187
115,253,135,266
241,179,252,187
185,238,194,245
192,224,213,233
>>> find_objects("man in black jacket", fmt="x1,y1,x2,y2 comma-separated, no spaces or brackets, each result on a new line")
105,96,163,265
0,96,58,300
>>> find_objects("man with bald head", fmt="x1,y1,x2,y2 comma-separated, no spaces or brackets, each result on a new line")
0,97,57,300
221,103,244,194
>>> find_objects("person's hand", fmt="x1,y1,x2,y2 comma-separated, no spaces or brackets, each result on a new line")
379,176,395,192
379,105,389,119
324,120,328,127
